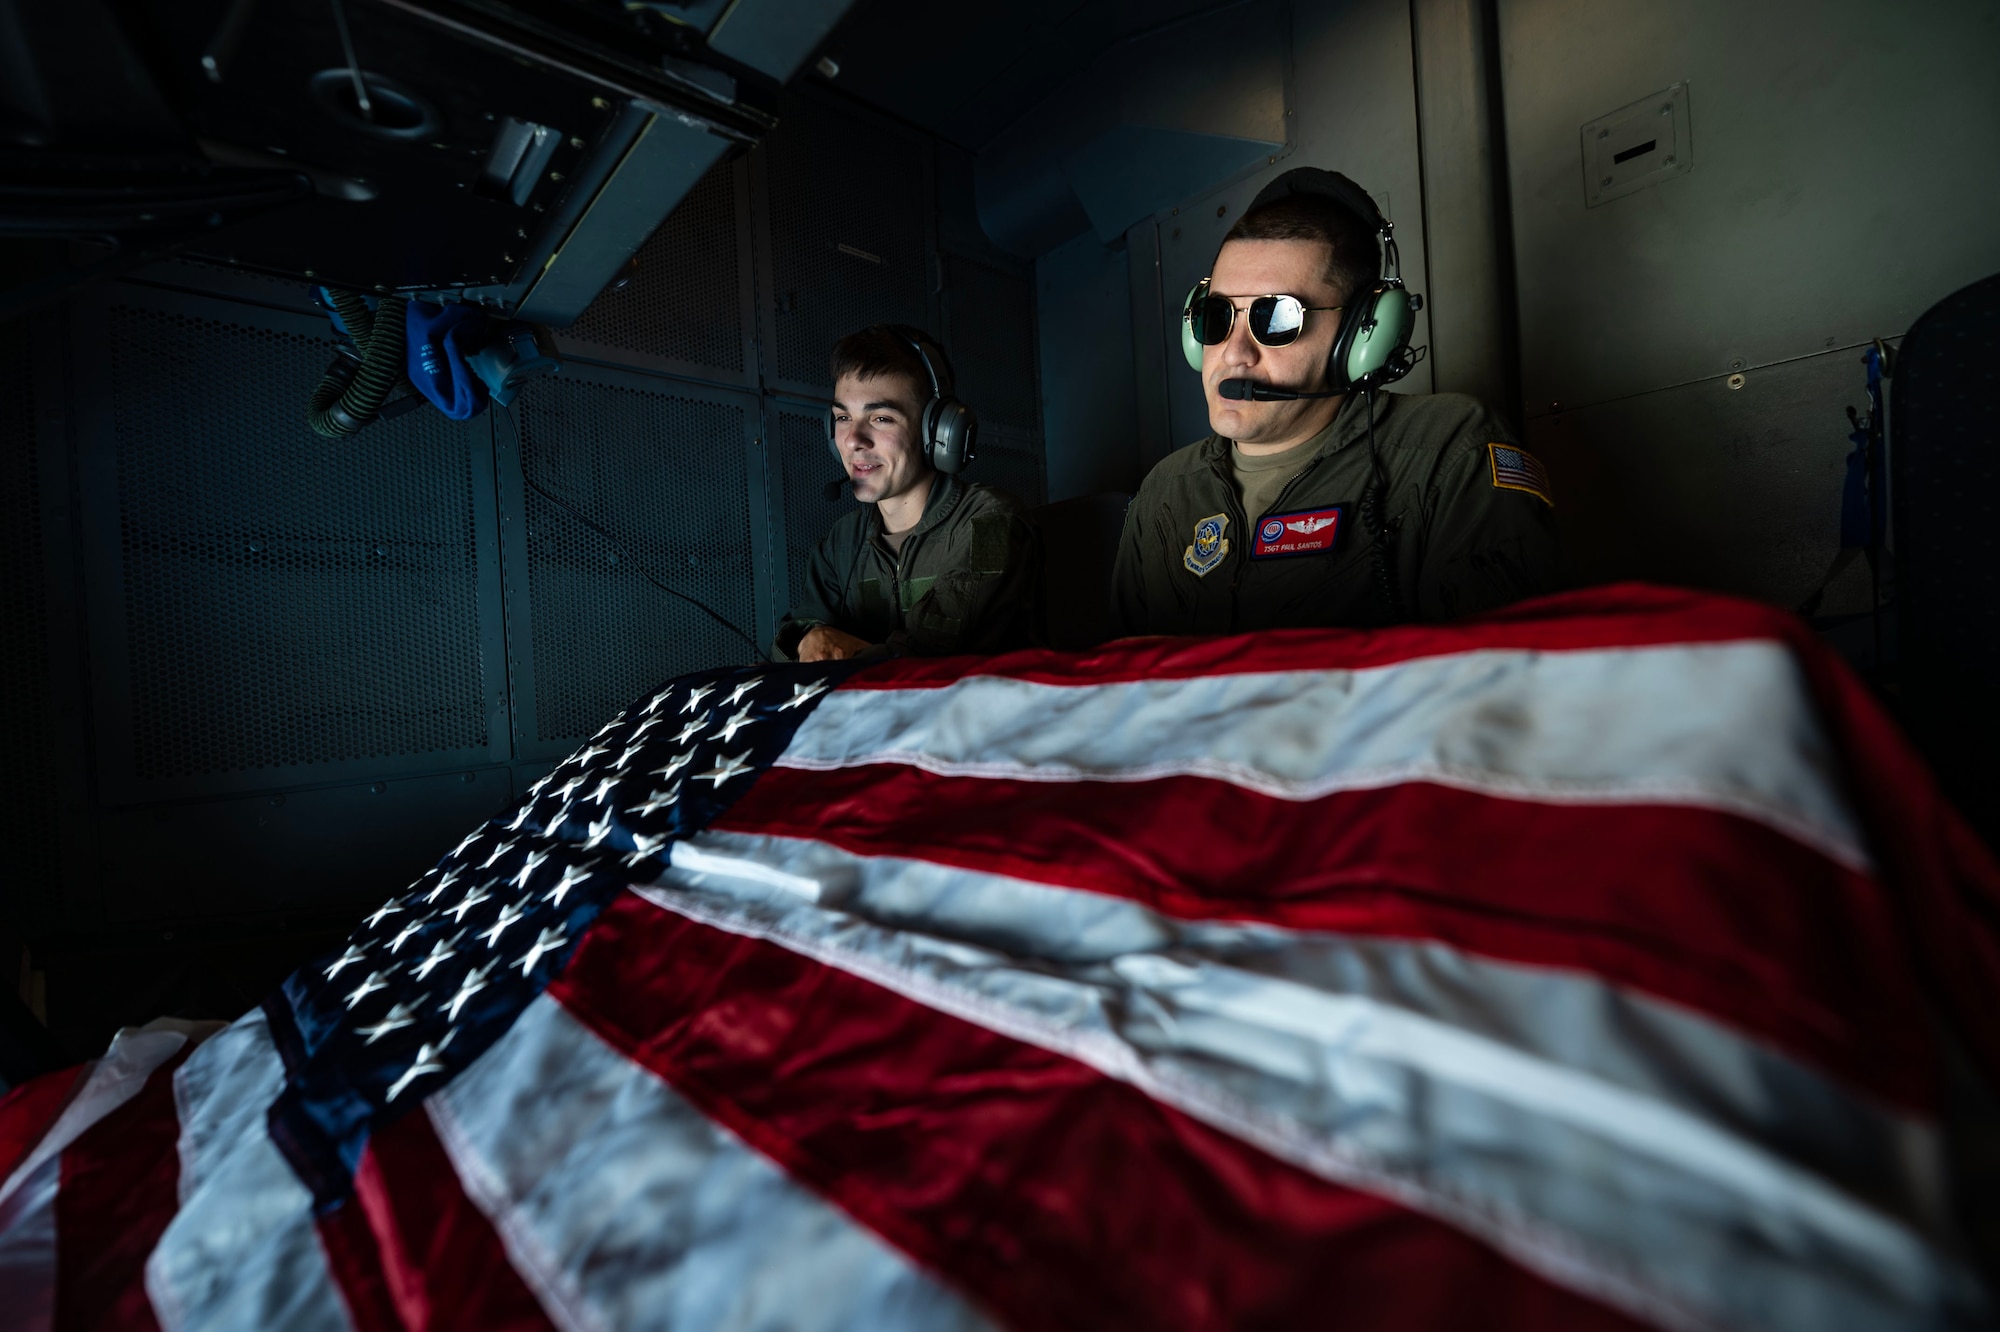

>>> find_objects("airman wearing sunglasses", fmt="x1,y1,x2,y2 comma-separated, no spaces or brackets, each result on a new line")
1111,169,1561,635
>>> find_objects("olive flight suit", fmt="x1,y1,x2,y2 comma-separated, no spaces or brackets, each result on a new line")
1111,390,1561,635
775,472,1040,659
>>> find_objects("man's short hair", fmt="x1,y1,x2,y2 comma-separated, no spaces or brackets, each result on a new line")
828,325,951,404
1220,194,1380,305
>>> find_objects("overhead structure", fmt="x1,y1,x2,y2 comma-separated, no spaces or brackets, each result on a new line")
0,0,858,321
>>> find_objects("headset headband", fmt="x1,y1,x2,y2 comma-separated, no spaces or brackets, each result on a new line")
883,324,950,403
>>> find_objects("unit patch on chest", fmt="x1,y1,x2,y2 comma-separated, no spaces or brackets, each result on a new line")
1251,505,1346,559
1183,513,1230,577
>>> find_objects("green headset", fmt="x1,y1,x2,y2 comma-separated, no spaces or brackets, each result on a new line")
1180,168,1422,393
826,325,978,476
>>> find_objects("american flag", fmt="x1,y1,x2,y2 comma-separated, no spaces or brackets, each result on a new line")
2,585,1996,1332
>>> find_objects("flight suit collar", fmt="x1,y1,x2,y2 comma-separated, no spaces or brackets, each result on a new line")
862,470,963,546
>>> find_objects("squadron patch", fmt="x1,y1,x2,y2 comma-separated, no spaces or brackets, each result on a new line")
1183,513,1230,577
1487,442,1554,507
1252,505,1346,559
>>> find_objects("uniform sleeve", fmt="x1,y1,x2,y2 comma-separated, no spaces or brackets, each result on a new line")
1413,425,1565,622
1110,493,1153,638
771,531,847,661
887,503,1041,656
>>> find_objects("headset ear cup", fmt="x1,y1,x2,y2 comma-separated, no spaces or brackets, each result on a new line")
930,399,977,474
1181,281,1208,371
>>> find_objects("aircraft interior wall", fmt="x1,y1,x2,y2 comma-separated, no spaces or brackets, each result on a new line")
4,0,1998,1062
0,86,1044,1059
1036,0,2000,636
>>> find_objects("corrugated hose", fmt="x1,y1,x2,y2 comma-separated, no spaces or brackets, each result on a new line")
308,289,407,437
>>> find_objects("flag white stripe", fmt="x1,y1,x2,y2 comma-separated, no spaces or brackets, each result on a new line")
782,641,1867,869
672,828,1950,1236
0,1024,195,1332
428,994,999,1332
145,1011,353,1332
641,846,1989,1332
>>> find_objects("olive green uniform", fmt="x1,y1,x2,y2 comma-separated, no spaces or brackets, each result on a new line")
1111,390,1560,635
775,473,1039,659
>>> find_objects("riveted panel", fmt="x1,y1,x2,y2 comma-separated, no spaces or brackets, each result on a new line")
560,160,755,382
505,369,760,751
757,94,934,394
73,288,505,803
974,431,1048,510
774,404,855,618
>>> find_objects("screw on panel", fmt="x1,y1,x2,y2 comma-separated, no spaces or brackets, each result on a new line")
1729,358,1744,370
1662,156,1676,166
1727,374,1746,390
1600,177,1613,188
1598,129,1609,139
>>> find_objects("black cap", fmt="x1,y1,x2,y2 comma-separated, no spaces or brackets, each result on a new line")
1246,167,1385,234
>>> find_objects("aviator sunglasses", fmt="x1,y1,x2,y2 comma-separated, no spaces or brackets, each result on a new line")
1185,289,1342,348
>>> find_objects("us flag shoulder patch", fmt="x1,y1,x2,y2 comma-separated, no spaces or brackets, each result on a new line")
1487,442,1554,506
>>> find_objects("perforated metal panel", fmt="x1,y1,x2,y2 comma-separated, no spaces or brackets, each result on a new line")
775,405,855,616
562,161,750,377
512,373,758,744
974,441,1047,510
0,317,59,908
84,297,493,794
944,255,1039,430
760,96,933,390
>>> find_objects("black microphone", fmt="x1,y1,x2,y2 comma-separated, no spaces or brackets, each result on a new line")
1220,378,1342,401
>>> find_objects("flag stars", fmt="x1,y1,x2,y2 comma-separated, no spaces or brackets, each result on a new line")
358,1002,419,1045
625,832,667,866
479,901,527,947
615,744,646,771
713,705,756,744
448,883,493,923
672,717,706,745
681,684,715,714
515,927,568,976
479,842,510,871
570,742,611,769
440,962,494,1022
778,679,830,711
412,932,463,981
556,773,588,802
696,750,754,787
513,848,551,890
651,753,692,781
632,714,666,738
324,943,367,980
587,775,620,805
725,676,763,706
386,1033,455,1101
504,802,538,833
545,864,590,907
583,813,617,850
344,969,393,1010
364,898,404,929
424,868,461,904
387,919,424,954
633,785,681,817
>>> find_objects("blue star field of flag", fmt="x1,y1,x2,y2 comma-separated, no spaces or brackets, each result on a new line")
264,660,868,1209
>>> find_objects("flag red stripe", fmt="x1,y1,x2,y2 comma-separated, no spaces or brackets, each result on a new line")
0,1063,88,1188
52,1045,192,1332
318,1106,558,1332
717,767,1933,1110
843,584,1800,689
1777,619,2000,1091
549,892,1657,1332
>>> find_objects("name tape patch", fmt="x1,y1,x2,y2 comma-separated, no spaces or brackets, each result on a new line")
1252,505,1345,559
1487,442,1554,506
